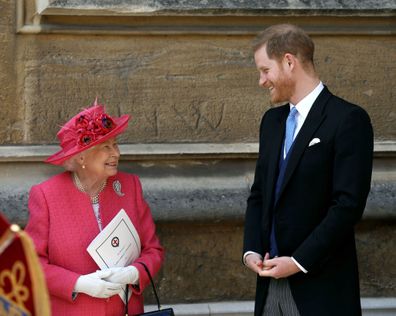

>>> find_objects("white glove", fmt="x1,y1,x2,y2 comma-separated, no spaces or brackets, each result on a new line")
103,266,139,285
74,270,124,298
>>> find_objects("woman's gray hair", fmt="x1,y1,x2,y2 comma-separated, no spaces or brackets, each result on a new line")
62,144,98,171
62,153,82,172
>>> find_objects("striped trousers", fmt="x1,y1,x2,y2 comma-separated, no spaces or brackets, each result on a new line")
262,278,301,316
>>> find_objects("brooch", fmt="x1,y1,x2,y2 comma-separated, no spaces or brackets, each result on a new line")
113,180,125,197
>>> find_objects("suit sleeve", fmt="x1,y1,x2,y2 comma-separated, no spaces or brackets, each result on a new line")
130,176,164,295
292,106,373,271
243,113,269,258
25,185,80,302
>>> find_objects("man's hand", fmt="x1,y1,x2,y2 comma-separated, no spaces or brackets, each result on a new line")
258,255,300,279
245,253,266,274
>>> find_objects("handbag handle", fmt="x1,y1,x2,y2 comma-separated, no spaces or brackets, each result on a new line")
136,261,162,310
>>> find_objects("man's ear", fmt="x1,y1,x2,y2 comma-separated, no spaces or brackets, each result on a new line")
284,53,295,69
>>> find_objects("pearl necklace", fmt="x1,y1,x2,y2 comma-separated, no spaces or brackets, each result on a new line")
72,173,107,204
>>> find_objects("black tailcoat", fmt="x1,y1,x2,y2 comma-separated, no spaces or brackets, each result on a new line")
243,87,373,316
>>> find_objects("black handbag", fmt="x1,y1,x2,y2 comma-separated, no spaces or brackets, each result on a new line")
125,262,175,316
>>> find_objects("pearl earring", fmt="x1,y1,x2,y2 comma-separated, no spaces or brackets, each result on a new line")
82,165,86,169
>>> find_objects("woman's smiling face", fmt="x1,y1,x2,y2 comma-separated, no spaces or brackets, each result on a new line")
81,137,120,180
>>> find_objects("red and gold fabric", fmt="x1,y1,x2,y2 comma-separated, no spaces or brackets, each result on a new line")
0,212,50,316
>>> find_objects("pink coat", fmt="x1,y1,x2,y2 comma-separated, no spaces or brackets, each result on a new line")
25,171,164,316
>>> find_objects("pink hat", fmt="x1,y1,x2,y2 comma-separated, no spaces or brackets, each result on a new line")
45,99,130,165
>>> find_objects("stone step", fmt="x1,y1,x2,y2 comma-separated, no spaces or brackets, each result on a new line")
145,298,396,316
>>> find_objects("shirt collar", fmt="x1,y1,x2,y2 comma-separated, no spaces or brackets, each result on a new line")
289,81,324,119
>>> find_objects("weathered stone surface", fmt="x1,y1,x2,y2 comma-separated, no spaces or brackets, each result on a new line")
147,220,396,304
18,35,260,144
152,221,255,304
1,156,395,227
12,35,395,145
44,0,396,13
366,182,396,218
315,37,396,140
0,1,22,143
356,220,396,297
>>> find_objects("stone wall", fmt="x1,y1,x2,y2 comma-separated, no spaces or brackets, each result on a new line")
0,0,395,305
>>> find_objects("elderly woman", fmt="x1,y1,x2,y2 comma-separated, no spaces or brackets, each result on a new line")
25,100,164,316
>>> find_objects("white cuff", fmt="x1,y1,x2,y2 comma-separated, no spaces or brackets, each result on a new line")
291,257,308,273
243,251,263,266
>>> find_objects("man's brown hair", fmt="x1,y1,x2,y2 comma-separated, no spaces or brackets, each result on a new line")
252,24,315,67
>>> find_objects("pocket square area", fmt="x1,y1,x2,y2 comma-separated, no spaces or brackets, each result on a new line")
308,138,321,147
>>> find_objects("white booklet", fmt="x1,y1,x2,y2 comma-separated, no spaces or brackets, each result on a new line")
87,208,141,304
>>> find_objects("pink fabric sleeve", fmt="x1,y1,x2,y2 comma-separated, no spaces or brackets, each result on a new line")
129,176,164,295
25,185,80,302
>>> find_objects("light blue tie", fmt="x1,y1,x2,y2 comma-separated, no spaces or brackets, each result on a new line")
284,107,298,156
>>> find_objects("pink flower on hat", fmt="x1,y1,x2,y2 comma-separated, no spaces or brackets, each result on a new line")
75,112,116,147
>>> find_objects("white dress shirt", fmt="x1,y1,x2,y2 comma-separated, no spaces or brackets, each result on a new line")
283,82,324,159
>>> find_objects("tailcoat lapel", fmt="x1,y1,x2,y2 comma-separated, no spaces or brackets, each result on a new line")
264,106,289,211
276,87,332,202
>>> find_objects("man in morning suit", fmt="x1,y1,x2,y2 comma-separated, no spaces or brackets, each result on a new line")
243,24,373,316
